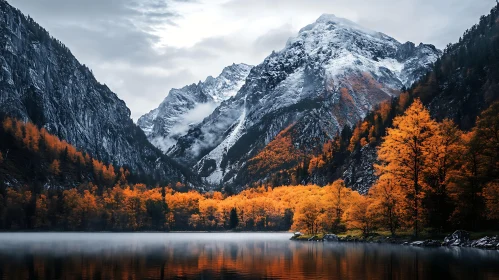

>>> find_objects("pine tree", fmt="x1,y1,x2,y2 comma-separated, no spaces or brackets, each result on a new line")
229,208,239,230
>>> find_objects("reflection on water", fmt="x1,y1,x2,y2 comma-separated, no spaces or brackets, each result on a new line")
0,233,498,280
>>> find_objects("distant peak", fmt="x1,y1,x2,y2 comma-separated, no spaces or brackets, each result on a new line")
298,13,377,36
225,63,253,69
316,14,341,23
317,14,360,27
220,63,253,74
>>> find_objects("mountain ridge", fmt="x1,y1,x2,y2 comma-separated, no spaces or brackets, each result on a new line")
0,0,201,186
137,63,253,153
166,13,441,188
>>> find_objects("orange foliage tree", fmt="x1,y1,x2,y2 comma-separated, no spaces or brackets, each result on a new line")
49,159,61,175
248,126,304,176
368,175,405,235
376,99,438,236
343,193,375,236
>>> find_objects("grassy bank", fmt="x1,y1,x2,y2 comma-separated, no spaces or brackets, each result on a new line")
291,230,499,243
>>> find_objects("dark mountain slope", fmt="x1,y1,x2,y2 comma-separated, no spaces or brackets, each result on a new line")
418,6,499,129
0,0,201,187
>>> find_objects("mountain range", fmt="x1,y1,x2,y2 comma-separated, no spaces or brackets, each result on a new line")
4,0,497,196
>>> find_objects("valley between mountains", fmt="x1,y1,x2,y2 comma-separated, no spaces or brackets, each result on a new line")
0,0,498,236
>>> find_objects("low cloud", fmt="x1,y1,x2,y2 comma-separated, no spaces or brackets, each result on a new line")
171,102,219,136
151,102,220,153
189,102,245,158
253,24,296,56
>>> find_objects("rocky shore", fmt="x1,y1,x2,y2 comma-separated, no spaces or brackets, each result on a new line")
290,230,499,250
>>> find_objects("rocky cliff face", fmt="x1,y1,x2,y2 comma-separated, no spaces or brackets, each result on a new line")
341,144,378,195
168,14,441,187
137,63,253,153
0,0,199,186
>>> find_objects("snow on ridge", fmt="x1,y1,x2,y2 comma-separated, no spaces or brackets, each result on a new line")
169,14,441,187
137,63,253,153
314,14,378,35
196,95,248,184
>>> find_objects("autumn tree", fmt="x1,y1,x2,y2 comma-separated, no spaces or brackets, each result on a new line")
308,156,326,175
2,117,13,132
294,197,322,234
3,188,32,229
198,199,221,229
167,191,203,230
423,119,464,231
103,186,128,230
376,99,438,236
348,121,369,152
49,159,61,176
122,185,148,230
448,132,486,229
328,180,351,232
23,122,40,152
473,102,499,183
34,194,50,229
343,193,375,236
117,167,129,185
449,103,499,229
369,175,405,235
62,189,83,230
248,126,304,177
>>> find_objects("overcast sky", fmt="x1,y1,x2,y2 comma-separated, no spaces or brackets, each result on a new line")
10,0,495,120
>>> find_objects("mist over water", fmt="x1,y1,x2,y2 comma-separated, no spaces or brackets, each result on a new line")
0,232,498,279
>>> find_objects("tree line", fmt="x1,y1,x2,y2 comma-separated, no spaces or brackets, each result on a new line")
0,100,498,234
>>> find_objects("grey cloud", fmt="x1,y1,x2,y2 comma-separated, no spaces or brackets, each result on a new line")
51,23,157,63
10,0,186,120
14,0,175,23
94,66,198,119
253,24,295,54
12,0,179,65
223,0,494,49
8,0,496,121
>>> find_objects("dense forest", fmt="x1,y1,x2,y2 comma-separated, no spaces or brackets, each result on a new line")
0,98,497,234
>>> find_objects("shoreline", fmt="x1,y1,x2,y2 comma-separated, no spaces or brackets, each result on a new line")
0,230,293,234
290,231,499,250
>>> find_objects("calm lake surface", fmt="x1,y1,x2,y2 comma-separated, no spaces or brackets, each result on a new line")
0,233,498,280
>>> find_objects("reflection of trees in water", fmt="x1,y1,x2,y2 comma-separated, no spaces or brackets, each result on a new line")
0,243,498,279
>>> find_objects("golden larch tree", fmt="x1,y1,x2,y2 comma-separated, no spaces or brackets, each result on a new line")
369,175,405,235
376,99,438,236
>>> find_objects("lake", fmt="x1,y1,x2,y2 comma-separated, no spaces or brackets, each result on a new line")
0,232,498,279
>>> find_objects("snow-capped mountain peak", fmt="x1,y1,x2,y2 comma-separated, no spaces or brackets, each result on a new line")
301,14,378,36
137,63,253,153
168,14,442,187
202,63,253,102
